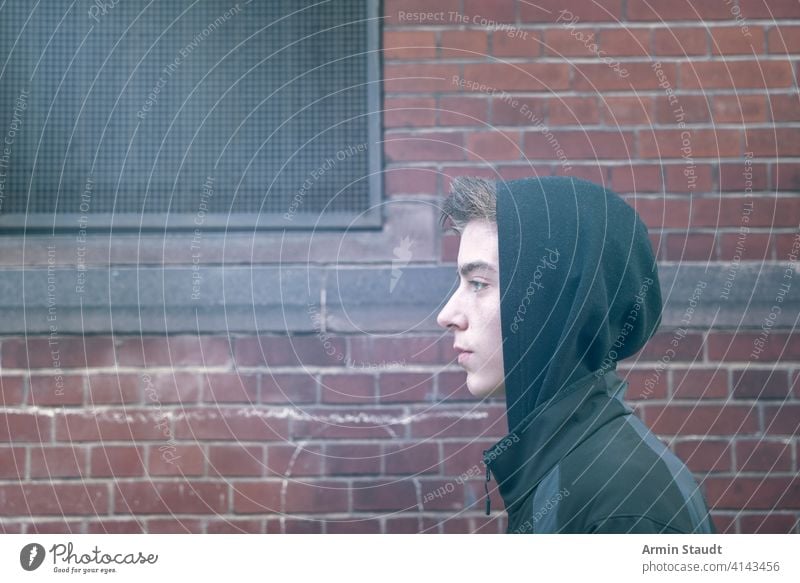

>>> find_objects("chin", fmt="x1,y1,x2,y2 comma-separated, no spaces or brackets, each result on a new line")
467,378,504,399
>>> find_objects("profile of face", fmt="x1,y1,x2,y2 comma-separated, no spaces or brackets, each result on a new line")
436,219,505,399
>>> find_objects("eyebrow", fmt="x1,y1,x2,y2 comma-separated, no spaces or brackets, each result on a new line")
458,261,497,277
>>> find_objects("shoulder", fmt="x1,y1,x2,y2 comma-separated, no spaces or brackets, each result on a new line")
585,515,689,534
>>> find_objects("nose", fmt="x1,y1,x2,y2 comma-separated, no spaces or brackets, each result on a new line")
436,289,466,330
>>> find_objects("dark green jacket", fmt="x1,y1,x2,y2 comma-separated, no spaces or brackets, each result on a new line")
483,369,717,533
484,177,716,534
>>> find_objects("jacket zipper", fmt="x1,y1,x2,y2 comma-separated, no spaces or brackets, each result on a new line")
483,453,492,516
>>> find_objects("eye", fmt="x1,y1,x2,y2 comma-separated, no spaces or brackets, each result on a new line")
469,280,488,292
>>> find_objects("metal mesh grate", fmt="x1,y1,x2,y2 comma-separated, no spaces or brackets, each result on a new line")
0,0,379,229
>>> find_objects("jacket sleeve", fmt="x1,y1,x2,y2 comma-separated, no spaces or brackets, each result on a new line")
586,515,686,534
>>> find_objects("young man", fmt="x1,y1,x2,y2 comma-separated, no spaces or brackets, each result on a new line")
436,176,717,534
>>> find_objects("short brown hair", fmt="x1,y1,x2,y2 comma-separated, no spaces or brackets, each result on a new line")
439,176,497,235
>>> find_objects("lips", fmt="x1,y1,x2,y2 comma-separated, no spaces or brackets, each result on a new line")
457,351,471,365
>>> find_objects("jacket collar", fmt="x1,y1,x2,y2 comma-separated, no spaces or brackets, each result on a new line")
482,369,630,516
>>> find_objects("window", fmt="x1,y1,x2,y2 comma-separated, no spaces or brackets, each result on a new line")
0,0,382,232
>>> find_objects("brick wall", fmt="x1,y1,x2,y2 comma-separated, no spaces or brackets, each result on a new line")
1,0,798,533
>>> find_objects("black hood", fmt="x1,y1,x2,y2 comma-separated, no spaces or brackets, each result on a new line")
495,176,663,433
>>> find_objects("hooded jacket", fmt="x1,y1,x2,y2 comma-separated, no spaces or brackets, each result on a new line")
481,176,716,534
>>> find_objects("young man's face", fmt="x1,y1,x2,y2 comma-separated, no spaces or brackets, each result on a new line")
436,219,505,399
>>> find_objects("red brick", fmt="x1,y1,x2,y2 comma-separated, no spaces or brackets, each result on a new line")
384,64,461,93
492,30,542,58
543,29,601,57
1,337,116,369
114,481,227,514
267,443,324,477
704,477,800,510
732,369,791,399
0,376,24,406
385,131,465,162
773,162,800,190
438,96,489,127
672,368,729,399
173,407,290,441
551,96,601,125
680,61,794,89
644,404,759,436
233,480,348,513
440,30,489,58
574,62,677,91
55,408,165,442
325,442,382,475
234,336,345,367
291,406,407,440
437,370,479,402
664,162,714,194
523,130,635,160
265,518,323,534
383,31,437,59
608,165,662,193
710,26,766,55
384,0,460,25
351,336,443,366
206,519,263,534
719,161,769,191
763,404,800,435
87,520,144,534
599,28,650,57
637,332,704,362
441,439,494,475
712,95,767,124
491,96,547,125
462,63,570,91
147,519,205,533
664,233,716,261
710,513,737,533
201,372,258,403
664,163,713,193
90,445,145,477
620,368,669,400
28,445,86,479
651,27,708,56
385,516,442,533
0,484,108,515
385,166,439,196
739,513,799,534
87,374,141,405
320,373,373,404
117,336,230,367
555,164,608,184
408,404,506,439
353,478,418,511
520,0,623,22
466,130,522,161
707,333,800,362
627,0,734,21
25,520,84,534
384,97,437,128
694,197,796,228
28,374,83,406
746,128,800,157
599,96,652,125
260,373,318,404
378,372,435,403
769,94,800,122
384,441,440,474
627,198,691,229
673,439,733,472
148,444,205,476
738,0,800,19
463,0,516,22
0,446,25,479
768,26,800,53
736,438,792,471
655,94,710,125
209,444,264,477
639,129,741,159
0,411,52,442
142,372,200,404
325,519,382,534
